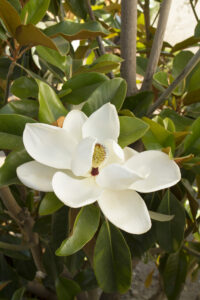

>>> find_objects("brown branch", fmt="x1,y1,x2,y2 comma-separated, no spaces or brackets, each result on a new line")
144,0,151,44
27,281,57,300
147,48,200,116
190,0,199,22
121,0,138,96
141,0,172,91
0,187,45,273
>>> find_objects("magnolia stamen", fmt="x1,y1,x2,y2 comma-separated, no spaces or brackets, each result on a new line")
92,143,106,168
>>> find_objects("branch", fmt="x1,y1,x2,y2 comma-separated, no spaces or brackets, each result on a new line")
3,62,15,104
147,48,200,116
183,245,200,259
141,0,172,91
120,0,138,96
0,187,45,273
144,0,151,44
190,0,199,22
27,281,57,300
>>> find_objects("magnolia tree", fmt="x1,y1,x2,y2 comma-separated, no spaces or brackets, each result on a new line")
0,0,200,299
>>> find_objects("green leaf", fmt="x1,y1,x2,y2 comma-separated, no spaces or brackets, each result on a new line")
51,206,69,251
0,149,31,186
160,251,187,300
11,287,25,300
52,35,70,56
36,79,67,123
94,221,132,293
11,76,38,99
20,0,50,25
77,61,120,74
153,71,168,87
123,91,154,117
118,116,149,148
184,117,200,155
156,191,185,252
56,277,81,300
0,132,23,150
194,21,200,37
172,36,200,52
39,192,63,216
8,100,39,118
8,0,21,14
82,78,127,115
61,72,108,105
183,88,200,105
65,0,88,19
44,20,109,41
0,114,36,136
36,45,70,73
56,205,100,256
142,117,175,152
172,51,193,78
159,109,192,132
0,0,21,36
188,65,200,92
149,211,174,222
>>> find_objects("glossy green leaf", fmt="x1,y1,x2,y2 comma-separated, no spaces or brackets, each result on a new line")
44,20,109,41
188,65,200,92
149,211,174,222
11,76,38,99
0,149,31,186
118,116,149,148
142,117,175,152
56,277,81,300
8,100,38,118
36,45,70,73
0,0,21,36
11,287,25,300
153,71,168,87
76,61,119,74
65,0,88,19
56,205,100,256
61,72,108,105
51,206,69,251
159,109,192,132
0,132,23,150
39,192,63,216
172,36,200,52
0,114,36,136
172,51,193,78
52,35,70,56
160,251,187,300
36,79,67,123
183,88,200,105
94,221,132,293
82,78,127,115
123,91,154,117
184,117,200,155
20,0,50,25
156,191,185,252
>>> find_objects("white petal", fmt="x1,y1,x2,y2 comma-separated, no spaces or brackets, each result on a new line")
17,161,56,192
125,150,181,193
0,151,6,168
123,147,138,161
23,123,77,169
96,164,143,190
98,189,151,234
63,110,87,142
52,172,102,208
104,139,124,166
82,103,120,142
71,137,96,176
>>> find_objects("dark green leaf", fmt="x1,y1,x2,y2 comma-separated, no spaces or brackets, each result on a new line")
183,88,200,105
56,277,81,300
123,91,154,117
20,0,50,25
36,79,67,123
51,206,69,251
65,0,88,19
0,132,23,150
11,287,25,300
194,21,200,37
153,71,168,87
56,205,100,256
172,36,200,52
156,191,185,252
172,51,193,78
61,72,108,105
8,0,21,14
0,114,36,136
82,78,127,115
159,109,192,132
39,192,63,216
11,76,38,99
184,117,200,155
8,100,39,118
0,0,21,36
94,221,132,293
118,116,149,148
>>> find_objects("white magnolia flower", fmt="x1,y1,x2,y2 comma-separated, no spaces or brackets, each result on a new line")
17,103,181,234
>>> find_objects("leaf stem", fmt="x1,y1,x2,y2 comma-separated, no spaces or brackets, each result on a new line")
3,61,15,104
189,0,199,22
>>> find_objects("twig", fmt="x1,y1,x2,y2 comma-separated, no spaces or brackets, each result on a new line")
141,0,172,91
147,48,200,116
144,0,151,44
0,241,31,251
183,245,200,258
3,61,15,103
27,281,57,300
190,0,199,22
120,0,138,96
0,187,45,273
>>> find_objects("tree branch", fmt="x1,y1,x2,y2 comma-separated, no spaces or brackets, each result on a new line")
144,0,151,45
190,0,199,22
0,187,45,273
121,0,138,96
27,281,57,300
141,0,172,91
147,48,200,116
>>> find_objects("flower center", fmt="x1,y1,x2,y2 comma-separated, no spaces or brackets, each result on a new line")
92,143,106,168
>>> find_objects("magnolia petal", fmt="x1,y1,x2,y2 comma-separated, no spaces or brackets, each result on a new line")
82,103,120,142
103,139,124,166
62,110,87,142
52,172,102,208
123,147,138,161
17,161,56,192
98,189,151,234
125,150,181,193
96,164,143,190
23,123,77,169
0,151,6,168
71,137,96,176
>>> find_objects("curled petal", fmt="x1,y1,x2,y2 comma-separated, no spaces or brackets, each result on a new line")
123,147,138,161
62,110,87,143
23,123,77,169
52,172,102,208
17,161,56,192
96,164,143,190
104,139,124,166
82,103,120,142
125,150,181,193
98,189,151,234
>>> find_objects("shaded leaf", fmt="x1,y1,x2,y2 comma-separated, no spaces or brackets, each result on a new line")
56,277,81,300
20,0,50,25
11,76,38,99
39,192,63,216
0,0,21,36
0,114,36,136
